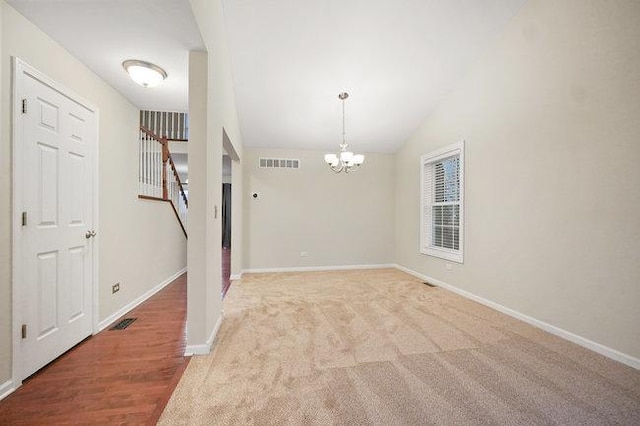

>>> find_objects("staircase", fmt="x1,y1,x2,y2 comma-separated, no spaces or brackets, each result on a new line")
138,125,188,237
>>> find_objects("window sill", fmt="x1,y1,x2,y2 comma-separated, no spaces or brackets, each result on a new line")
421,247,463,264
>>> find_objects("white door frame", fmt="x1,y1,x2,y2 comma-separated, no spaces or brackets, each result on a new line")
11,57,100,386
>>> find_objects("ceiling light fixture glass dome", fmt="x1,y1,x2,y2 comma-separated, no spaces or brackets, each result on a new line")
122,59,168,88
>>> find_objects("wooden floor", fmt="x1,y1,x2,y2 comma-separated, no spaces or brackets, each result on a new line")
221,247,231,298
0,273,189,425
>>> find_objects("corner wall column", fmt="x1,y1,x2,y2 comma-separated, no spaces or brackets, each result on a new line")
186,50,210,350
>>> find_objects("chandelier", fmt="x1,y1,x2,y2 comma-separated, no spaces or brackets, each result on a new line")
324,92,365,173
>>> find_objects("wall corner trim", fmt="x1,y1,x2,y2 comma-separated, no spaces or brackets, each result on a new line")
242,264,396,274
0,379,16,402
97,267,187,332
394,264,640,370
184,315,223,356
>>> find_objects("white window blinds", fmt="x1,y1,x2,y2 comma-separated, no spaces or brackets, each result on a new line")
421,141,464,263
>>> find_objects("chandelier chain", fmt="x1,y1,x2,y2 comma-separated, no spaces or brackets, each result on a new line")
342,95,346,147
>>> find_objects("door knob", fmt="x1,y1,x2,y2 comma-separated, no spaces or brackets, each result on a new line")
85,230,97,239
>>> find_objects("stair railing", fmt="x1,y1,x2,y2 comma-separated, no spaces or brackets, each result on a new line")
138,126,188,236
166,154,188,228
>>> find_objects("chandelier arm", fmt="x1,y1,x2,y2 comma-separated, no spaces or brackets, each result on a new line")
331,163,344,173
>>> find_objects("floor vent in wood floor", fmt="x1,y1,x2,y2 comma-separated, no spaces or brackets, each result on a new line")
110,318,137,330
423,281,437,288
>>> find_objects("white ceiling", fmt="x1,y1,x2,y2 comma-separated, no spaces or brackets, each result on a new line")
7,0,204,112
222,0,526,153
8,0,526,153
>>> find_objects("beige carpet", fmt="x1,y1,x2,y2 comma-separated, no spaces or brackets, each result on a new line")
159,269,640,425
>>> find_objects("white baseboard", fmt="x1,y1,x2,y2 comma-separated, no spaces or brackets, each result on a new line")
243,263,396,274
97,267,187,332
184,314,223,356
229,272,242,281
395,264,640,370
0,379,15,401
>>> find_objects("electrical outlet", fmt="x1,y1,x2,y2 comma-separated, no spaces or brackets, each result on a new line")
112,283,120,294
445,263,453,272
300,251,308,257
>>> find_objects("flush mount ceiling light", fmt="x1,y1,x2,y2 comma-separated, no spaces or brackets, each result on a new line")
324,92,365,173
122,59,167,88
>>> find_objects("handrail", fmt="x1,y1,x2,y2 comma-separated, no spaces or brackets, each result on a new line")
139,125,164,143
167,155,188,207
138,126,188,236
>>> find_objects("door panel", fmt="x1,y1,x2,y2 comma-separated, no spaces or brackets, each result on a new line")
36,142,59,227
36,251,59,339
67,152,86,225
67,246,85,322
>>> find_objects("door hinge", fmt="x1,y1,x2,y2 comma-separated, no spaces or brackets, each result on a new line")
21,324,27,339
21,211,27,227
21,98,27,114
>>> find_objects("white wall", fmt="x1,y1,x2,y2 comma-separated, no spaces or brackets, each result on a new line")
395,0,640,360
186,50,209,347
0,0,7,389
0,2,187,384
187,0,244,351
244,148,395,270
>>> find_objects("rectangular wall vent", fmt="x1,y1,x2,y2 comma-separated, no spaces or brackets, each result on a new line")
259,158,300,169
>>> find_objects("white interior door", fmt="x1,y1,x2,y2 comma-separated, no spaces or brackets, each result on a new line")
15,60,97,379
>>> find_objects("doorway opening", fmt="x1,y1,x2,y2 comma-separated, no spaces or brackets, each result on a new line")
221,154,232,298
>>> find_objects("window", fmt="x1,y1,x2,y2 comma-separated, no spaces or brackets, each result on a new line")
420,141,464,263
